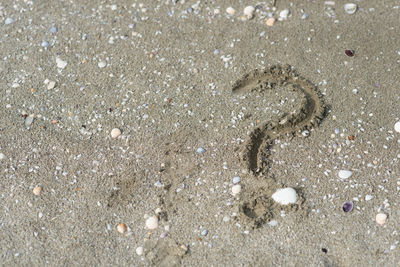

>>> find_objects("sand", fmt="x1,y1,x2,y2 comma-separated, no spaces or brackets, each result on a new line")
1,0,400,266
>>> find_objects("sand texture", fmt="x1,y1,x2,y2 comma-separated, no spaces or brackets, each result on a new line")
1,0,400,266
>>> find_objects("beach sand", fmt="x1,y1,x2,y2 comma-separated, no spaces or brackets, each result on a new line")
1,0,400,266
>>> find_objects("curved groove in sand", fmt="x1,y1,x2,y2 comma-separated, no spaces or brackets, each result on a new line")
233,65,326,176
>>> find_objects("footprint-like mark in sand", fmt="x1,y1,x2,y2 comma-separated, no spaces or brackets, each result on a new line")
233,65,327,228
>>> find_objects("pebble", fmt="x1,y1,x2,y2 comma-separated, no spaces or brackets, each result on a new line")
32,187,41,196
338,170,352,179
5,18,15,25
0,153,5,160
145,216,158,230
110,128,121,139
365,195,373,201
232,176,241,184
344,3,357,14
56,57,67,69
201,229,208,236
268,220,278,227
25,114,35,128
41,41,50,48
376,213,387,225
47,81,56,90
345,49,355,57
265,18,276,26
226,7,236,15
342,201,353,212
279,9,290,20
196,147,206,154
49,26,58,33
243,6,255,19
232,184,241,195
117,223,127,233
272,187,297,205
136,246,144,256
394,121,400,133
98,61,107,68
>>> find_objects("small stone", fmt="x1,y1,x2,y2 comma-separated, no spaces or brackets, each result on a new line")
41,41,50,47
201,229,208,236
232,184,241,195
117,223,127,233
232,176,241,184
47,81,56,90
376,213,387,225
226,7,236,15
136,246,143,256
25,114,35,128
98,61,107,68
338,170,352,179
32,187,41,196
5,18,15,25
56,57,67,69
265,17,276,26
345,49,355,57
196,147,206,154
342,201,353,212
243,6,255,19
268,220,278,227
279,9,290,20
0,153,5,160
110,128,121,139
394,121,400,133
365,195,373,201
272,187,297,205
301,13,308,19
49,26,58,33
344,3,357,14
145,216,158,230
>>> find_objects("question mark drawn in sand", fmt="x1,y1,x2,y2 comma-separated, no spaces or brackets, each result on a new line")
232,65,327,228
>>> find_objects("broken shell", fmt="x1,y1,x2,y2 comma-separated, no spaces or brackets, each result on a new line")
344,3,357,14
376,213,387,225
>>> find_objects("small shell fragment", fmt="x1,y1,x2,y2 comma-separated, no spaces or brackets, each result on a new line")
279,9,290,20
33,187,42,196
117,223,127,233
232,184,241,195
266,18,276,26
394,121,400,133
344,3,357,14
338,170,352,179
272,187,297,205
110,128,121,138
145,216,159,230
226,7,235,15
376,213,387,225
342,201,353,212
243,6,255,19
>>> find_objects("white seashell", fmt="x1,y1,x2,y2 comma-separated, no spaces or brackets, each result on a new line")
279,9,290,20
226,7,236,15
56,57,67,69
376,213,387,225
232,184,241,195
338,170,352,179
272,187,297,205
394,121,400,133
243,6,255,18
145,216,159,230
344,3,357,14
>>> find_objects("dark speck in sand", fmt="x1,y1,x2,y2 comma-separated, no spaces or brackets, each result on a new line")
342,201,354,212
345,49,355,57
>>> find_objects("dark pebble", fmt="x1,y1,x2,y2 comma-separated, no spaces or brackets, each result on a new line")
345,49,354,57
